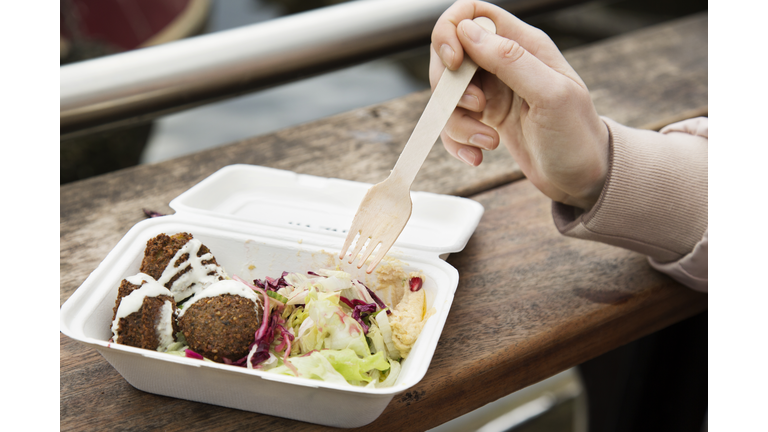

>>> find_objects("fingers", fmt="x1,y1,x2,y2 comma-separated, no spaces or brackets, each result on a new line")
444,109,499,151
442,132,483,167
428,44,445,91
456,19,565,106
441,108,500,166
432,0,515,70
431,1,473,71
432,1,563,68
457,82,485,111
431,44,487,111
432,1,582,92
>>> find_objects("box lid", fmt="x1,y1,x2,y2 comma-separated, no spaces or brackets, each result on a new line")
169,165,484,255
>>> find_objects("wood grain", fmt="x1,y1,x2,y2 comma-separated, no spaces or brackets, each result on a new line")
61,12,708,431
60,12,707,307
60,179,706,432
567,12,708,129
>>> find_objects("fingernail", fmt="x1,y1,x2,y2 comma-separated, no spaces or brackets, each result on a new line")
439,44,455,68
469,134,494,150
458,147,477,166
462,20,486,43
459,94,479,110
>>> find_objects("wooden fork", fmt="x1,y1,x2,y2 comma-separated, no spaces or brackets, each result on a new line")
339,17,497,273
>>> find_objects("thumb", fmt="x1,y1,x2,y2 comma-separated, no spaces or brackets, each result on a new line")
457,19,561,105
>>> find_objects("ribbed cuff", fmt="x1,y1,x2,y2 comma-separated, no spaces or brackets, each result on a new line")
552,117,708,263
649,230,708,292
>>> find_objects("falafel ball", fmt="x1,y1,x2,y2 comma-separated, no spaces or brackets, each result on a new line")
178,293,262,363
140,232,226,302
112,277,178,350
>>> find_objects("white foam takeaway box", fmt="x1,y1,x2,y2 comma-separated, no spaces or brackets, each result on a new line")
60,164,484,428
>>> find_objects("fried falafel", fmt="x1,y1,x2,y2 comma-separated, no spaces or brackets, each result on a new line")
140,232,227,302
177,280,262,363
111,274,178,351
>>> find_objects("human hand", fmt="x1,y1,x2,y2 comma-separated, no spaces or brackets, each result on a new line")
430,0,609,209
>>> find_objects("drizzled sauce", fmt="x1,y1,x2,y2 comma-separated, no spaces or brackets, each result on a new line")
111,274,175,349
157,239,228,302
156,301,175,349
176,279,261,318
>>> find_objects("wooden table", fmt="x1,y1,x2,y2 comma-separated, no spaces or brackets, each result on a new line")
60,12,708,431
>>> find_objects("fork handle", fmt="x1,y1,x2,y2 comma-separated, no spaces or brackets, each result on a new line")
389,17,497,188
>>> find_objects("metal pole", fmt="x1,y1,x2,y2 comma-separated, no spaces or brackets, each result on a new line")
60,0,580,138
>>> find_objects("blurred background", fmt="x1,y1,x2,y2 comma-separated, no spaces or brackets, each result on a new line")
60,0,707,185
59,1,708,431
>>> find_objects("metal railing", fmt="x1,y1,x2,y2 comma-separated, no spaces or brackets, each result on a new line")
60,0,580,138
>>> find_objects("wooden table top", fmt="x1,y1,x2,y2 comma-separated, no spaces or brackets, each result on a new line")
60,12,708,431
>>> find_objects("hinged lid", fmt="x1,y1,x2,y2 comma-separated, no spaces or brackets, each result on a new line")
169,165,483,255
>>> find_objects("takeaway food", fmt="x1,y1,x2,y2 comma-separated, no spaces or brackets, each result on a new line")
110,232,434,388
177,280,263,363
111,274,177,351
111,233,227,352
139,232,227,302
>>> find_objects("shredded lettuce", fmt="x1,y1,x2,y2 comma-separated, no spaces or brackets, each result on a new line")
311,270,352,292
367,323,387,356
318,349,390,384
267,349,390,385
375,309,400,360
267,351,349,385
299,288,369,357
378,357,401,387
164,267,428,387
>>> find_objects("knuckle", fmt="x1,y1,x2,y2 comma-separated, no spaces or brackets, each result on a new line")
443,124,462,143
445,112,473,140
499,38,526,65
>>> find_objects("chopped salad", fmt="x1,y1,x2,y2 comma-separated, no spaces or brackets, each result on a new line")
164,265,434,388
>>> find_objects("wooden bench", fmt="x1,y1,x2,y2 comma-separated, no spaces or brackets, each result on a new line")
60,12,707,431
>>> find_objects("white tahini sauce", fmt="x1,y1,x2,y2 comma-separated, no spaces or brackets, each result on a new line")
156,300,175,350
156,238,228,302
176,279,261,318
111,273,175,350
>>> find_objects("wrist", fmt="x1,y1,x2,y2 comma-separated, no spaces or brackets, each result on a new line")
571,119,610,210
552,117,708,263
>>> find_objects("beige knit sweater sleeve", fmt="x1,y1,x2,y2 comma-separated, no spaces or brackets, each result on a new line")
552,117,708,292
